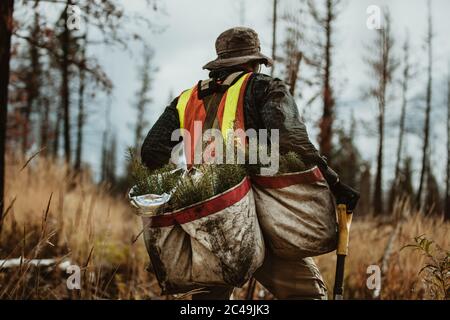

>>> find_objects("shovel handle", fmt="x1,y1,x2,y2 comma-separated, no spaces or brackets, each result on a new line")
334,204,353,299
336,204,353,255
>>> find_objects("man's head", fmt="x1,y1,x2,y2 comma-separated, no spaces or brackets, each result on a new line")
203,27,273,71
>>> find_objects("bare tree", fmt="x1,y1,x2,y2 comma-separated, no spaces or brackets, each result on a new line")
364,9,397,214
74,4,90,171
304,0,343,162
416,0,434,209
22,0,41,154
394,33,411,188
270,0,278,77
100,130,117,185
358,163,372,216
281,7,304,96
53,100,61,158
74,40,86,171
0,0,15,233
133,49,154,152
59,1,73,164
40,94,50,154
10,0,158,169
446,65,450,220
424,165,442,215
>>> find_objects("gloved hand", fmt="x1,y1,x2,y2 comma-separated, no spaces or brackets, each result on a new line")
330,181,360,212
306,154,360,211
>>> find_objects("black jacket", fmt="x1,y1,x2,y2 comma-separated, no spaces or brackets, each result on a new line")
141,70,339,187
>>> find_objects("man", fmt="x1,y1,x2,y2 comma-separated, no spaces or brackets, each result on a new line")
142,27,348,300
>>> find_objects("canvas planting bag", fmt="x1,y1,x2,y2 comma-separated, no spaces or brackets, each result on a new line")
130,176,265,295
252,166,337,259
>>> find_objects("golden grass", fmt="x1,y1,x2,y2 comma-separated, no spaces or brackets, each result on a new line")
1,154,158,299
315,207,449,300
1,154,448,299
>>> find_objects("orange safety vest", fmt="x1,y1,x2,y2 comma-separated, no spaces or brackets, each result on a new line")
175,72,252,166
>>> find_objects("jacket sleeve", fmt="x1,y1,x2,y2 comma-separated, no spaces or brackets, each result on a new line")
250,74,339,187
141,97,181,170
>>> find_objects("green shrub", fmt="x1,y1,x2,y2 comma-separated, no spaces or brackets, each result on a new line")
246,150,307,176
402,235,449,300
128,150,247,211
127,150,179,197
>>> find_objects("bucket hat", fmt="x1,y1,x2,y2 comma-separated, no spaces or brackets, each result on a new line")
203,27,273,70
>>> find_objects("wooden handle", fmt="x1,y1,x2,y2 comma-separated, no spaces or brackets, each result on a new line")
336,204,353,255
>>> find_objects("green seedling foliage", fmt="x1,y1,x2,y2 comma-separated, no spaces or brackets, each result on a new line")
402,235,449,299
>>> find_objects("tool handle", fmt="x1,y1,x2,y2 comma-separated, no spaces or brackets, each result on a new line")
336,204,353,255
333,254,346,300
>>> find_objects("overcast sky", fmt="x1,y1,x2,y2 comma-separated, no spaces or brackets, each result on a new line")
78,0,450,186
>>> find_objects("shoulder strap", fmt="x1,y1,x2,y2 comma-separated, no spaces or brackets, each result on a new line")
197,71,246,99
221,72,252,140
175,87,194,129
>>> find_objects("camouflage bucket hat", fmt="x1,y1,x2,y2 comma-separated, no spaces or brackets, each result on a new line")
203,27,273,70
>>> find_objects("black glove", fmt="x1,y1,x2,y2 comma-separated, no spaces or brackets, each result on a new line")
307,154,360,211
330,181,360,212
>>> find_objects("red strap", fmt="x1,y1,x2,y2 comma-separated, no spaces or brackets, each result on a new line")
148,177,251,228
251,167,324,189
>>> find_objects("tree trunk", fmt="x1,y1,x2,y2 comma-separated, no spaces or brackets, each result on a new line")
373,24,390,215
374,98,385,214
74,64,85,171
0,0,15,234
53,105,61,158
417,1,433,209
319,0,334,161
22,2,40,155
446,68,450,220
100,130,107,182
74,3,89,171
40,96,49,155
75,40,87,171
270,0,277,77
61,3,72,164
288,52,302,96
394,36,410,186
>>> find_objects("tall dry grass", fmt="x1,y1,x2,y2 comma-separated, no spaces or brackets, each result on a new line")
0,154,159,299
0,154,448,299
315,200,449,300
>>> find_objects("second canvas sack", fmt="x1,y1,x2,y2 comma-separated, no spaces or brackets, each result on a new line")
252,166,337,259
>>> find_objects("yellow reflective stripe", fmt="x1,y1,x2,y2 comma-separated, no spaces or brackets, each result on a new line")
221,73,250,141
176,88,194,129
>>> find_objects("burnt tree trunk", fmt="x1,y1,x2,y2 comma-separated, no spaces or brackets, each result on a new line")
74,62,85,171
446,68,450,220
417,1,433,209
75,36,87,171
0,0,15,233
373,12,394,215
52,104,61,158
270,0,278,77
288,51,302,96
22,1,40,154
319,0,334,161
394,36,410,187
40,95,50,154
75,3,89,171
61,2,72,164
374,84,385,214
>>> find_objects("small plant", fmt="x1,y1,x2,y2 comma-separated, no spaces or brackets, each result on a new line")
128,148,247,211
278,151,307,174
246,149,307,176
127,150,179,197
402,235,449,300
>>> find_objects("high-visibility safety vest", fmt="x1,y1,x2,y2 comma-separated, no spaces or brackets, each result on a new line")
175,72,252,166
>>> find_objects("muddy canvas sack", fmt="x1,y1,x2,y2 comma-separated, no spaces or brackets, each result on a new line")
130,176,265,295
252,166,337,259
